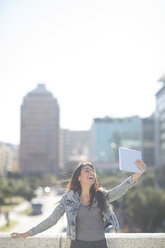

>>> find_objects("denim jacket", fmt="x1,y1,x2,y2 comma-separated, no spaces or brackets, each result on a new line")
28,176,136,240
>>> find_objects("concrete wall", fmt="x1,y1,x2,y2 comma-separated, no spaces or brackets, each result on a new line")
1,233,165,248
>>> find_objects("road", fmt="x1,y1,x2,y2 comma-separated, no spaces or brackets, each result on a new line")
9,190,67,235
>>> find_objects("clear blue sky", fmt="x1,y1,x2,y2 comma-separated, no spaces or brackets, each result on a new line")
0,0,165,144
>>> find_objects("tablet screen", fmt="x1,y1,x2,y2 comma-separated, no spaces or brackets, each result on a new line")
119,147,142,174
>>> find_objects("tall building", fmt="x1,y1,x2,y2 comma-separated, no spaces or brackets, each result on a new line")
155,75,165,187
90,116,142,168
155,76,165,168
141,114,155,167
20,84,60,175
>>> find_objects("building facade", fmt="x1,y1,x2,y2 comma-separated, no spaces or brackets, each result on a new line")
0,142,19,177
0,143,8,177
155,76,165,188
90,116,142,169
141,114,155,167
20,84,60,175
155,79,165,168
90,116,142,167
60,129,90,170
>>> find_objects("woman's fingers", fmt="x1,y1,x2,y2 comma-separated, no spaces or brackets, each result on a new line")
11,233,19,238
135,160,147,173
11,233,25,238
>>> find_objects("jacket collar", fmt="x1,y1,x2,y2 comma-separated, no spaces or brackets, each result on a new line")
66,190,97,205
66,190,81,204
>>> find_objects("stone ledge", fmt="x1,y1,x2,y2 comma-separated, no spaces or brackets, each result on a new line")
0,233,165,248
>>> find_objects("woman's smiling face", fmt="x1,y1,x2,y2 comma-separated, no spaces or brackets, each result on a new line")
78,165,96,186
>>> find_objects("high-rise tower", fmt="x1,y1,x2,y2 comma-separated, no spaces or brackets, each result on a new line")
155,75,165,188
20,84,60,175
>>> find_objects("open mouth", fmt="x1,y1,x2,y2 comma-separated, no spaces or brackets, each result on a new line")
88,176,95,180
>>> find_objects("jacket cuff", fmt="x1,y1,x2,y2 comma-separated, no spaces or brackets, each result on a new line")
127,175,137,185
28,229,35,236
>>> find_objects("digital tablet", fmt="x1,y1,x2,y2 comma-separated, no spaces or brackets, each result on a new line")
119,147,142,174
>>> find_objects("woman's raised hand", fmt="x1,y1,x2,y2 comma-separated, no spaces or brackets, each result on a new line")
131,160,147,182
11,232,30,239
135,160,147,174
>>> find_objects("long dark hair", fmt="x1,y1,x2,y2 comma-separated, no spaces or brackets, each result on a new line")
66,162,107,213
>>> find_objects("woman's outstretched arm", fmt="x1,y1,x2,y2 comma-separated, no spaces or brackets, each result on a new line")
106,160,147,203
11,192,67,238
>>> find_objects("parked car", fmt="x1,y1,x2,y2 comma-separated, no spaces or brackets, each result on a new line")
31,199,44,215
62,227,67,232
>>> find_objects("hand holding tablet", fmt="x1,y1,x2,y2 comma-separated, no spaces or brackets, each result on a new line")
119,147,143,174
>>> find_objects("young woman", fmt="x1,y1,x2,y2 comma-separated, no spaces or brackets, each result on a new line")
11,160,147,248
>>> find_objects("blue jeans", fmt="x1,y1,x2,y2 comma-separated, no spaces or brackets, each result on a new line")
70,238,108,248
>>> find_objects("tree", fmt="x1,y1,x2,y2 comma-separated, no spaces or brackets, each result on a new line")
123,186,165,232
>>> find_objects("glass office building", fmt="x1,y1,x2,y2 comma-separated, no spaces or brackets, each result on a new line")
90,116,142,163
155,79,165,168
155,76,165,188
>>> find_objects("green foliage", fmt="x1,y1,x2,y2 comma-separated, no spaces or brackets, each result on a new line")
97,170,165,232
0,178,16,204
0,173,58,204
155,167,165,188
139,173,155,188
124,186,165,232
40,173,57,187
0,220,19,232
0,197,24,212
97,171,127,189
19,206,32,216
1,170,164,233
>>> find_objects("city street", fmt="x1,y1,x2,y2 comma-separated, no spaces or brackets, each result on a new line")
8,189,67,235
